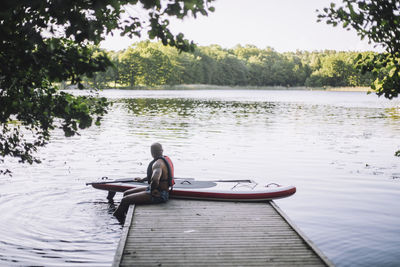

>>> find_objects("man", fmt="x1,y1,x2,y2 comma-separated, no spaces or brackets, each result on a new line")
113,142,174,221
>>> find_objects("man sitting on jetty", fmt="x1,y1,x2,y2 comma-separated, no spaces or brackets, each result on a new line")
113,142,174,222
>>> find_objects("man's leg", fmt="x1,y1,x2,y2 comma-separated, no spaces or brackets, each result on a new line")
107,191,116,202
123,187,146,197
113,191,152,220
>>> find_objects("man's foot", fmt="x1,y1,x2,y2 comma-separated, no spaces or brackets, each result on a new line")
113,210,126,224
107,191,116,202
115,214,125,225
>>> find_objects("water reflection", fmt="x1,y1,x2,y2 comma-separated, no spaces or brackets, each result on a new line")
122,97,277,119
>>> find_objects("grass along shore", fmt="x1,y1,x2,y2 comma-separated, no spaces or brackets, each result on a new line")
62,82,373,92
157,84,373,92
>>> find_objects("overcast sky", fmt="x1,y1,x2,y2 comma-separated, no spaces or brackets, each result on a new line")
100,0,382,52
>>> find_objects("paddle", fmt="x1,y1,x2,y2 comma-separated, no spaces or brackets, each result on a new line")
86,177,254,186
85,178,140,186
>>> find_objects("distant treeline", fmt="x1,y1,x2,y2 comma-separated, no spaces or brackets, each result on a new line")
83,41,376,88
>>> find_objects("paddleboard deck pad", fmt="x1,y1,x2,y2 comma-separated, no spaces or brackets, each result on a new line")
90,178,296,201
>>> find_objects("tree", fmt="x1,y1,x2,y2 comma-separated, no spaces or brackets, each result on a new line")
317,0,400,99
134,42,176,86
118,46,143,87
305,52,358,87
0,0,214,174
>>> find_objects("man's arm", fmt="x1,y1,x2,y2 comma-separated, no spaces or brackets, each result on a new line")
134,177,148,182
150,160,162,190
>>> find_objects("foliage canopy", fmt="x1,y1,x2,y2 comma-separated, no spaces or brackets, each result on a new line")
83,41,374,89
318,0,400,99
0,0,214,173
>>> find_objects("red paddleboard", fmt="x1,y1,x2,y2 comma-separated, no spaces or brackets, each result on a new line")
90,178,296,202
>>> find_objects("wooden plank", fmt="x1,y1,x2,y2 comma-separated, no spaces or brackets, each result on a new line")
114,200,333,267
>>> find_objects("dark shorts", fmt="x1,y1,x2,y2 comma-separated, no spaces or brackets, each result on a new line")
146,186,169,204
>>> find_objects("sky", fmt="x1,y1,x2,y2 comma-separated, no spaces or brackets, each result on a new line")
100,0,383,52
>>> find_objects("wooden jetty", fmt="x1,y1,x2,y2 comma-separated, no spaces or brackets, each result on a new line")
113,200,334,267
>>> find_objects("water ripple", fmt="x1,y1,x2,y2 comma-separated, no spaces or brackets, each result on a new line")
1,90,400,266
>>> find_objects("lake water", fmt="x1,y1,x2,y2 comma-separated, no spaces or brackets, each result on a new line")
1,89,400,266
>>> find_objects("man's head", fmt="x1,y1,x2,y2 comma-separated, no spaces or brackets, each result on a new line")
151,142,163,158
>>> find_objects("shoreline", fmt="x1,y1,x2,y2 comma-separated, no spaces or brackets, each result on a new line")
76,84,373,92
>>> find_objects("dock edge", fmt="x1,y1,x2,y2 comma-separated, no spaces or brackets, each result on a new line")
112,204,135,267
